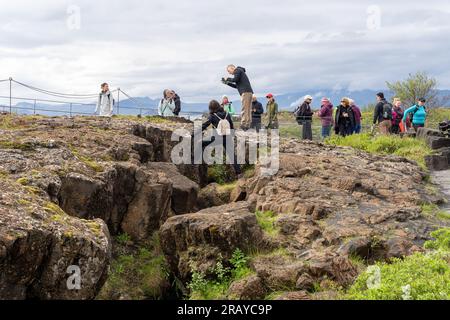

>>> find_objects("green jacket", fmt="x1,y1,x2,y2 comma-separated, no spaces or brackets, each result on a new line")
267,101,278,120
223,103,236,116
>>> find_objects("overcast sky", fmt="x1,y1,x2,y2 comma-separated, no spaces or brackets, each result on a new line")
0,0,449,102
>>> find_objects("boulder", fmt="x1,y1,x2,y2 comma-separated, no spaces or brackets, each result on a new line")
426,136,450,150
426,154,449,171
227,275,267,300
146,163,199,214
196,183,230,210
159,202,265,280
0,179,111,300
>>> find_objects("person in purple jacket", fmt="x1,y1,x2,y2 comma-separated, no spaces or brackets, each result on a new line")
349,99,362,134
317,97,334,138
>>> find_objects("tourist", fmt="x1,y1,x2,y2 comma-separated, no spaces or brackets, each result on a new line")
95,83,115,117
373,92,393,135
391,98,404,134
317,97,334,138
221,95,236,116
251,95,264,132
403,98,428,132
295,95,314,140
349,99,362,134
222,65,254,130
335,97,356,137
266,93,279,130
201,100,241,175
158,89,177,117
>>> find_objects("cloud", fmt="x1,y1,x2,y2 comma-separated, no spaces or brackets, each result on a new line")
0,0,449,103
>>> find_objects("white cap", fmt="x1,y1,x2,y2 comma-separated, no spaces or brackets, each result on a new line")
304,95,313,101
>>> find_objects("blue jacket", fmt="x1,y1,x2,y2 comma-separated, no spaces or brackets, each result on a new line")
403,105,427,125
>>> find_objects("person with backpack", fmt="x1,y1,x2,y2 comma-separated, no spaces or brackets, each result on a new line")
221,95,236,116
266,93,279,130
96,83,115,117
373,92,392,135
171,90,181,116
391,98,404,134
402,98,428,132
317,97,334,138
335,97,356,137
158,89,177,117
201,100,241,176
295,95,314,140
251,95,264,132
349,99,362,134
222,65,254,131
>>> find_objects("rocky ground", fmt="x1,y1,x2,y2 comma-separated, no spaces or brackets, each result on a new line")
0,114,448,300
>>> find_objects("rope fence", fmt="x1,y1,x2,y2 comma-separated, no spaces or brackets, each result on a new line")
0,78,202,119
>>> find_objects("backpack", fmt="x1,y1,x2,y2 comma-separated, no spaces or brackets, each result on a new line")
382,102,393,120
173,94,181,116
215,113,231,136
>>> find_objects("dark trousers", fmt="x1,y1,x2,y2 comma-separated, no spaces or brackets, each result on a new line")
251,119,262,132
302,121,313,140
202,135,241,175
391,124,401,134
413,124,425,132
338,122,353,137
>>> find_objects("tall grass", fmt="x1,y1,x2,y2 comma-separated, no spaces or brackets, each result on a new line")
325,133,432,169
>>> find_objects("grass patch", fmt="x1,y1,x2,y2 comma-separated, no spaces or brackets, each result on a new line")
188,249,254,300
255,211,279,237
98,233,170,300
421,203,450,221
16,177,29,185
208,164,232,185
345,228,450,300
69,144,104,172
0,140,35,151
325,133,433,169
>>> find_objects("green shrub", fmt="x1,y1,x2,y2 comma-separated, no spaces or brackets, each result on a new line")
346,228,450,300
346,252,450,300
188,249,254,300
425,228,450,251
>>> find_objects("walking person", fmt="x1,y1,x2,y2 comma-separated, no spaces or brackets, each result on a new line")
317,97,334,138
222,65,254,130
335,98,356,137
266,93,279,130
201,100,242,176
158,89,177,117
221,95,236,116
391,98,404,134
402,98,428,132
95,83,115,117
295,95,314,140
349,99,362,134
373,92,393,135
251,95,264,132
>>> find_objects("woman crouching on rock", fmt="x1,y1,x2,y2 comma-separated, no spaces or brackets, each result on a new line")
200,100,242,176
